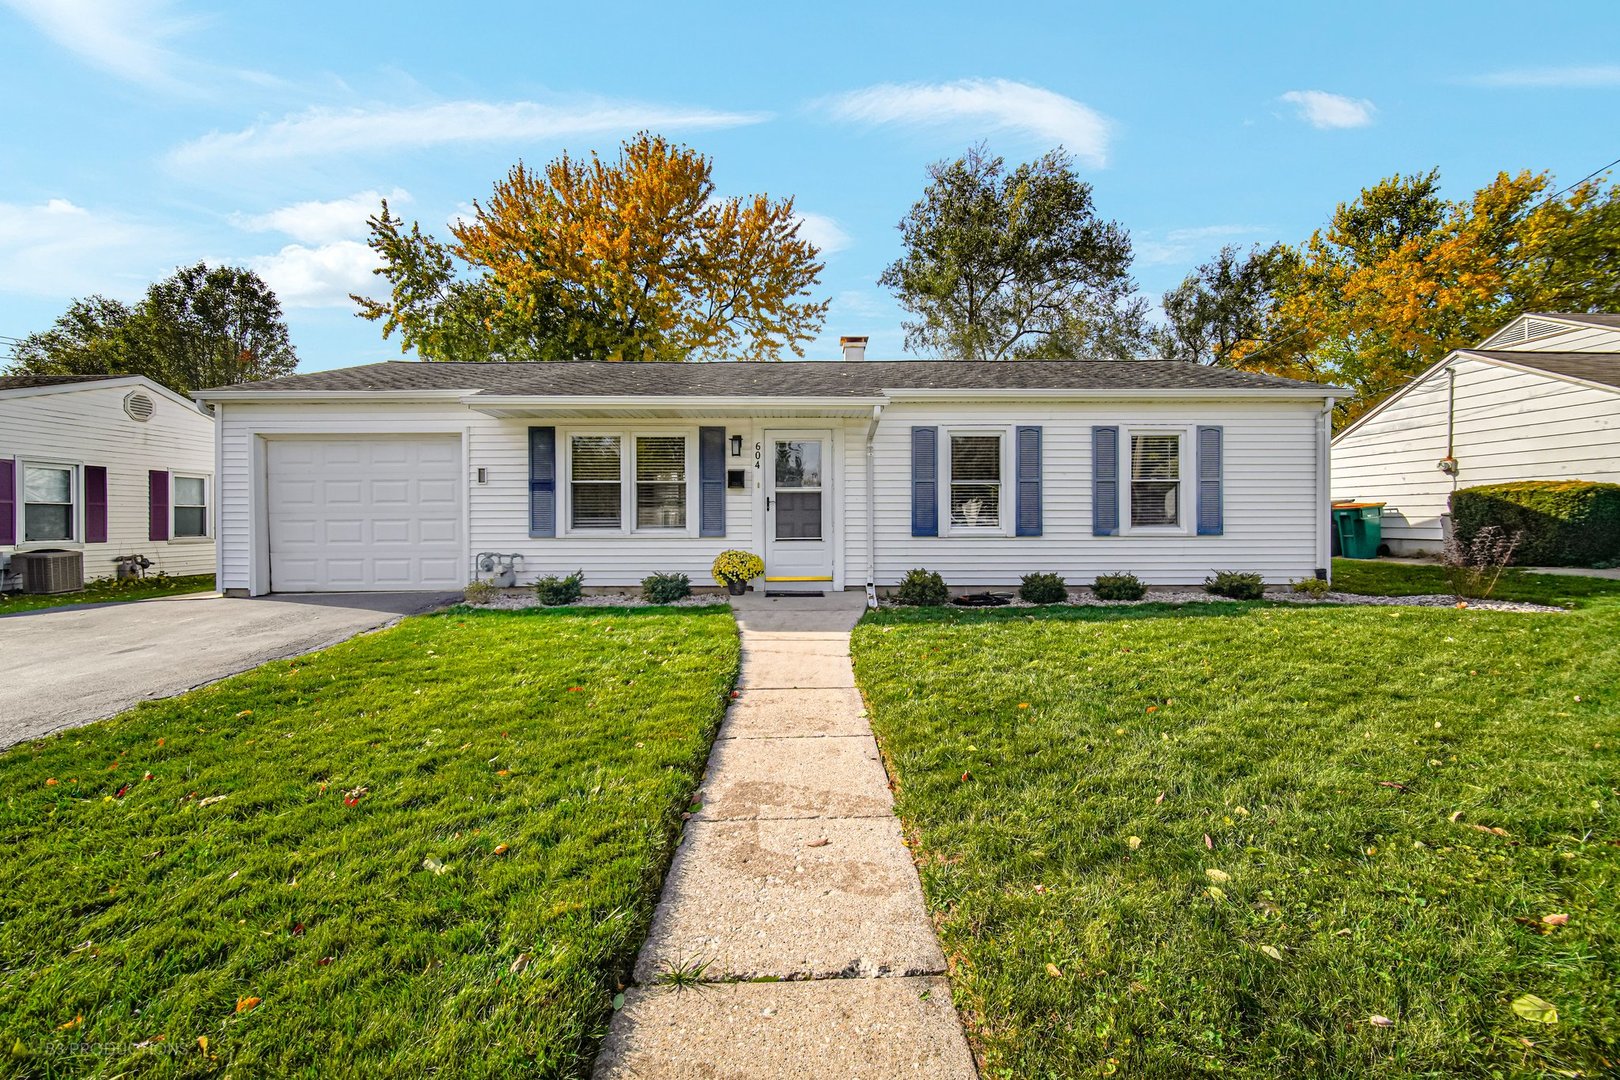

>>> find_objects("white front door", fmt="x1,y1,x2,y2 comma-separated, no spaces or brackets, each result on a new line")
763,430,834,590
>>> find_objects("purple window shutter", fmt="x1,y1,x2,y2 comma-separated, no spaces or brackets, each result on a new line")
0,459,15,546
149,470,170,542
85,466,109,544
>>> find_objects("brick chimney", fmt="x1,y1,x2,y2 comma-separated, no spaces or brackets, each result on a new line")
840,335,868,362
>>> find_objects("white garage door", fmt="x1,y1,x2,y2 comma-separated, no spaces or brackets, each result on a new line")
267,437,464,591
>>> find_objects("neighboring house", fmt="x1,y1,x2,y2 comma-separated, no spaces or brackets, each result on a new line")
192,341,1342,597
1331,313,1620,555
1,375,216,589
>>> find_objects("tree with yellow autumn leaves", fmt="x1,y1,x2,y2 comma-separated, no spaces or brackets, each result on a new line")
1162,169,1620,427
354,133,828,362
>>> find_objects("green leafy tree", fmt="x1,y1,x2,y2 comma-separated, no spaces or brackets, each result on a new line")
8,263,298,393
1158,243,1293,365
354,133,829,362
880,144,1148,360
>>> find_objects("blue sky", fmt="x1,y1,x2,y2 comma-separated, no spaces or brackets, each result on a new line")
1,0,1615,372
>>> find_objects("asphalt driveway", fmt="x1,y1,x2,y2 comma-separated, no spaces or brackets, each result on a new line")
0,591,455,747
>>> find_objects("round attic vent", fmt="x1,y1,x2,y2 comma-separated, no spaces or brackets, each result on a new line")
124,390,155,422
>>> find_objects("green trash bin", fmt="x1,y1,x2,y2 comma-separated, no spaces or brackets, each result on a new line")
1331,502,1385,559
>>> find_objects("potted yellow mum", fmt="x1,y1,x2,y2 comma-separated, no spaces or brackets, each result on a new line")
711,550,764,595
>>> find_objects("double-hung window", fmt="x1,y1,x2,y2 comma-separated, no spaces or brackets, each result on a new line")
173,475,209,538
1128,432,1182,528
23,463,75,542
948,433,1002,530
635,436,687,529
568,432,690,533
570,435,623,529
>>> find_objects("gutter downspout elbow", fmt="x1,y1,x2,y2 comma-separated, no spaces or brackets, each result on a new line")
864,403,884,608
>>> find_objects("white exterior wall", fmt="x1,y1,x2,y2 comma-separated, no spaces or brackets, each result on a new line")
219,394,1328,594
1,381,216,582
1331,357,1620,553
870,399,1326,586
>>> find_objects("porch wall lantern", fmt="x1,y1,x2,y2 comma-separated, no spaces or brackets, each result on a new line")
730,434,744,458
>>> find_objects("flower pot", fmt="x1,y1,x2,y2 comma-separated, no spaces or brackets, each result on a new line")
726,580,747,596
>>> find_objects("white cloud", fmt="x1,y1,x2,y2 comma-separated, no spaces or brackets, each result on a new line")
232,189,408,245
1,0,200,91
248,241,379,308
1468,65,1620,88
1280,90,1376,129
0,198,177,298
818,78,1111,166
796,212,851,255
1135,224,1268,267
172,98,770,168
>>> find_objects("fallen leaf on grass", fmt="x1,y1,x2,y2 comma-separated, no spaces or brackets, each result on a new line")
1154,792,1165,805
1542,913,1569,926
113,785,130,799
235,710,253,719
1510,994,1558,1024
492,844,509,856
133,1034,165,1049
612,991,626,1010
422,857,450,876
1205,868,1230,884
1204,834,1214,850
1206,886,1226,902
197,795,228,808
1369,1015,1395,1027
317,956,334,966
235,996,260,1014
1045,963,1063,978
1126,836,1141,850
1377,780,1411,793
45,778,57,787
510,953,532,974
1259,945,1282,961
197,1036,208,1053
57,1014,83,1031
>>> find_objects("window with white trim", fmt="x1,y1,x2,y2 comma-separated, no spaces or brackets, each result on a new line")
23,463,75,542
570,435,623,529
1128,432,1181,528
635,435,687,529
173,475,209,538
948,433,1002,529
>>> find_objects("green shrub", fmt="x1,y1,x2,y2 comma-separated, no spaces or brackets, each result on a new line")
1205,570,1266,600
1018,572,1069,604
534,570,584,606
893,568,949,606
1291,576,1331,598
1092,572,1146,601
463,579,499,605
1451,481,1620,567
640,572,691,604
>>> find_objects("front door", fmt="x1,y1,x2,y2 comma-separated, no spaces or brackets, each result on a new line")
763,430,834,590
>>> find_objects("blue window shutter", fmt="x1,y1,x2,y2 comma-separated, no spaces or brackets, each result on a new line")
528,426,556,538
699,426,726,537
911,426,938,537
1015,425,1042,536
1197,425,1224,536
1092,426,1118,536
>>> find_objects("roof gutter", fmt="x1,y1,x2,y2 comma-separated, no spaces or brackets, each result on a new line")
191,388,479,405
886,386,1344,401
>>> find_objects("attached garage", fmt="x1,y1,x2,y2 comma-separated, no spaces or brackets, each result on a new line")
265,436,464,591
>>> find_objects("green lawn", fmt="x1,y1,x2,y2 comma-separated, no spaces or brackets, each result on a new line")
0,574,216,615
0,605,738,1077
854,595,1619,1078
1332,557,1620,608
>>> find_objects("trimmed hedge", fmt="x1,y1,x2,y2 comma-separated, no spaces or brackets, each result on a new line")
1451,481,1620,567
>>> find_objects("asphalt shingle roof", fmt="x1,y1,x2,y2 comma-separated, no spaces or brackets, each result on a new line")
0,374,125,391
1464,350,1620,391
1530,312,1620,330
198,359,1332,397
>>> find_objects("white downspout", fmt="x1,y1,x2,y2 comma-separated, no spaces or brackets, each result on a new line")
864,403,884,608
1318,396,1335,580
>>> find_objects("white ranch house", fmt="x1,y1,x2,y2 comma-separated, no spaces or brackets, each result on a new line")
193,344,1342,599
1,375,216,590
1332,313,1620,554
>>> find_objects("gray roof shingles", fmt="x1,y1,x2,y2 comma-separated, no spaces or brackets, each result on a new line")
1464,350,1620,391
198,359,1333,398
1531,312,1620,330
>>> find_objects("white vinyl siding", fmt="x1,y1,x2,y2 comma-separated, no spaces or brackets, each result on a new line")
0,380,215,579
1332,354,1620,553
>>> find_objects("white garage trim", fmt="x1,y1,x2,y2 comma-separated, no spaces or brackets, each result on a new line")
254,430,469,593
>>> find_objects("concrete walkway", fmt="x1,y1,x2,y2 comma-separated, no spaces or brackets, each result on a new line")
595,592,976,1078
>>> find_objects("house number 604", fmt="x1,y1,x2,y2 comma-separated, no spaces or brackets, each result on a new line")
753,442,763,468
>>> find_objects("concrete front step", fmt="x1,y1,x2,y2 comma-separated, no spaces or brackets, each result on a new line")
633,817,946,982
735,649,856,690
720,687,871,739
594,976,976,1079
695,735,893,821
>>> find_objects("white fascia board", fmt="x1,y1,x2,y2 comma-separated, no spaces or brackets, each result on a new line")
0,374,200,412
190,388,479,404
885,386,1344,401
